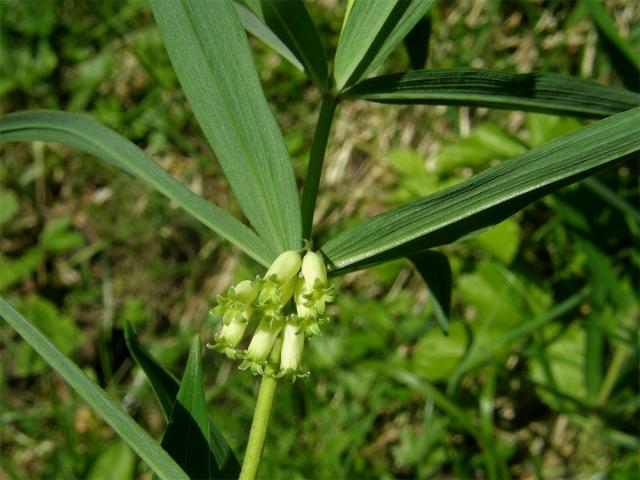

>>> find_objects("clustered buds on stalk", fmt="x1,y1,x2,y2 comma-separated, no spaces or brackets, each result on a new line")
207,249,335,381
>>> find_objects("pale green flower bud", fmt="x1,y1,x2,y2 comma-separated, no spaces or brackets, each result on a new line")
239,318,283,375
257,275,297,322
294,277,312,318
279,321,305,376
212,280,258,325
293,251,335,336
266,250,303,282
208,280,258,358
301,251,327,286
211,317,248,359
258,251,302,305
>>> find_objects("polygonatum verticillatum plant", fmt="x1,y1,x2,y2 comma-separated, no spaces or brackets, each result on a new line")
0,1,638,479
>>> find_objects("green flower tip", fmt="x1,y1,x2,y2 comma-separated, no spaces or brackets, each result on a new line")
257,251,301,305
276,321,309,381
239,318,283,375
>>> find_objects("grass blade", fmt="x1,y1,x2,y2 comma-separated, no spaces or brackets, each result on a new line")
0,110,273,267
321,107,640,274
342,69,640,118
151,0,302,253
583,0,640,90
409,250,451,333
124,323,240,478
124,321,179,421
0,297,189,480
372,361,482,439
333,0,435,91
243,0,328,93
233,2,304,72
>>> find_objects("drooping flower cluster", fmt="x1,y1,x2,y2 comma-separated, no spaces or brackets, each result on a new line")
208,250,334,380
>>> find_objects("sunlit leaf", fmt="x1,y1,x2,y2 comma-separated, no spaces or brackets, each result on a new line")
151,0,302,253
333,0,435,91
322,107,640,274
0,110,273,267
342,69,640,118
242,0,328,92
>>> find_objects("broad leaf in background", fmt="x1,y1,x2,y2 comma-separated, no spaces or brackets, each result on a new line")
0,111,273,267
243,0,328,93
403,15,431,70
409,250,451,333
151,0,302,254
333,0,434,91
0,190,18,226
11,295,83,378
233,2,304,72
160,336,239,480
124,323,240,478
87,442,135,480
342,69,640,118
0,298,189,480
321,107,640,274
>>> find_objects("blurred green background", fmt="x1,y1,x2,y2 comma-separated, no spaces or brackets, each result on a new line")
1,0,638,478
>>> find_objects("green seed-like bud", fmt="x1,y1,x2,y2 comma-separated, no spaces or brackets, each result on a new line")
239,318,283,375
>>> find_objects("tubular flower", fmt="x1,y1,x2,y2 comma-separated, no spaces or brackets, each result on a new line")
208,249,334,380
239,317,284,375
209,280,258,358
295,251,335,337
257,275,297,324
256,251,302,306
277,319,308,380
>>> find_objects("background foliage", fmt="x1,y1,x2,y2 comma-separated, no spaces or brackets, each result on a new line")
1,0,638,478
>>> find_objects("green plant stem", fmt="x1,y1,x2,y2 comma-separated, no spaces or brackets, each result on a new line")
301,95,337,240
240,375,278,480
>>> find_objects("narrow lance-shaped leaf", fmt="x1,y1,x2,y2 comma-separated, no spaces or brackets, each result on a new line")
242,0,328,93
409,250,451,334
0,110,273,267
233,2,304,72
321,107,640,274
124,322,240,478
160,336,240,480
333,0,435,91
342,69,640,118
124,322,179,421
151,0,302,253
0,298,189,480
